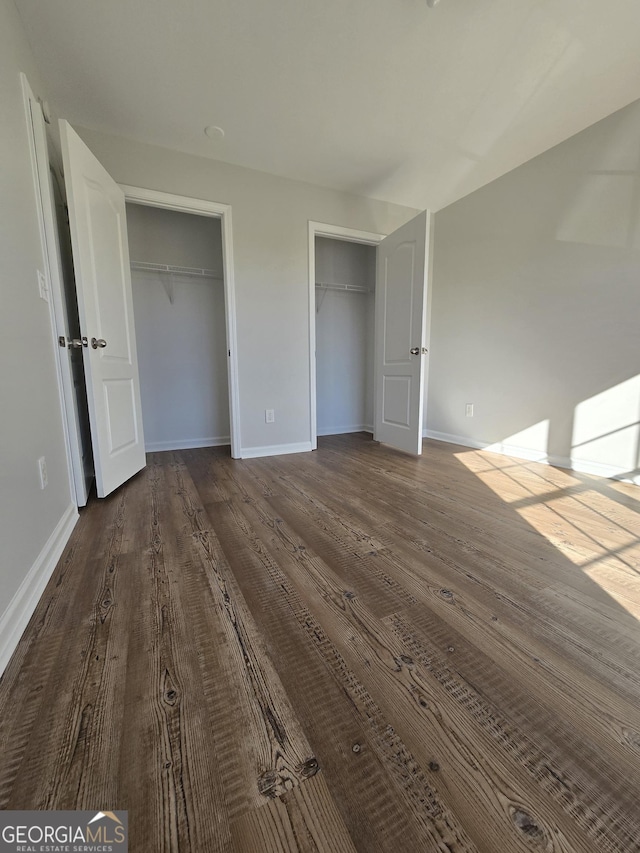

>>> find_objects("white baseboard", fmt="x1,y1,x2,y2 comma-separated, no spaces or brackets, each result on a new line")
423,430,640,483
317,425,374,436
569,458,640,484
240,441,313,459
145,436,230,452
0,502,78,679
423,429,486,449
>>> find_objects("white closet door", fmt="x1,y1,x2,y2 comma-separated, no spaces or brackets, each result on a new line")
60,121,146,497
374,210,430,455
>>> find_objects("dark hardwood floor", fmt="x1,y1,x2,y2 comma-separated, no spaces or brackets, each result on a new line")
1,434,639,852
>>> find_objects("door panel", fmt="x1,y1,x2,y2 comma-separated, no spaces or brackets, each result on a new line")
60,121,146,497
382,375,412,428
383,242,415,364
374,210,430,455
104,379,139,451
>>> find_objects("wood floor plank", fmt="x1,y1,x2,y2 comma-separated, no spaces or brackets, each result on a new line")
115,457,232,852
163,453,318,807
273,447,640,701
240,455,640,804
184,448,478,853
1,435,638,852
383,607,640,852
313,442,627,600
230,774,358,853
199,456,601,852
254,455,640,743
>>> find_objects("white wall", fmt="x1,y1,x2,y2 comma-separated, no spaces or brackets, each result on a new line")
428,98,640,482
75,126,419,455
127,205,230,450
315,237,375,434
0,0,76,672
126,203,224,272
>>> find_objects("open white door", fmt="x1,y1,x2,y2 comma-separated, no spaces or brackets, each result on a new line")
60,121,146,497
374,209,430,455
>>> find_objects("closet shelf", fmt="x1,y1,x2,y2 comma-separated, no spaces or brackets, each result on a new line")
315,281,372,294
131,261,222,280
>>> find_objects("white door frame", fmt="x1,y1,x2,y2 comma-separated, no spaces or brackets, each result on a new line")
308,221,385,450
121,186,242,460
21,74,80,506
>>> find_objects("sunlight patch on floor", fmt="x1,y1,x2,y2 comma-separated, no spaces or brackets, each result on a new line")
455,449,640,582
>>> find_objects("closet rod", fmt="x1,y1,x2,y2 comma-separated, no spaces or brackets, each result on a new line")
131,261,222,280
315,281,372,294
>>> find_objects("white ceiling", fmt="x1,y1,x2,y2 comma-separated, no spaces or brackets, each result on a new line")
14,0,640,211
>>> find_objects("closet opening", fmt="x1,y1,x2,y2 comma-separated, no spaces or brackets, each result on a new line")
308,223,384,449
126,203,232,454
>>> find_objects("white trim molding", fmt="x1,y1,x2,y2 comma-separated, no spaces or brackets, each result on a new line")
241,441,313,459
120,186,242,460
317,425,374,437
146,436,231,452
0,503,78,679
423,430,640,484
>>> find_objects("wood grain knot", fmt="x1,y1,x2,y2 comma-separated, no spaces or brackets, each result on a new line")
98,587,115,622
257,770,279,798
161,669,180,706
298,757,320,778
510,808,544,840
622,727,640,748
258,764,309,799
343,591,356,600
428,761,440,772
439,588,453,599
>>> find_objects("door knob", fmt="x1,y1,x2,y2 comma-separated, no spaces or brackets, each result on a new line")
410,347,420,355
91,337,107,349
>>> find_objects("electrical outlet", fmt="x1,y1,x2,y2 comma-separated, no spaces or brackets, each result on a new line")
465,403,474,418
38,456,48,489
37,269,48,302
265,409,275,424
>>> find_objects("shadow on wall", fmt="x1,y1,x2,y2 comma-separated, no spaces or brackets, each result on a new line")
427,99,640,483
